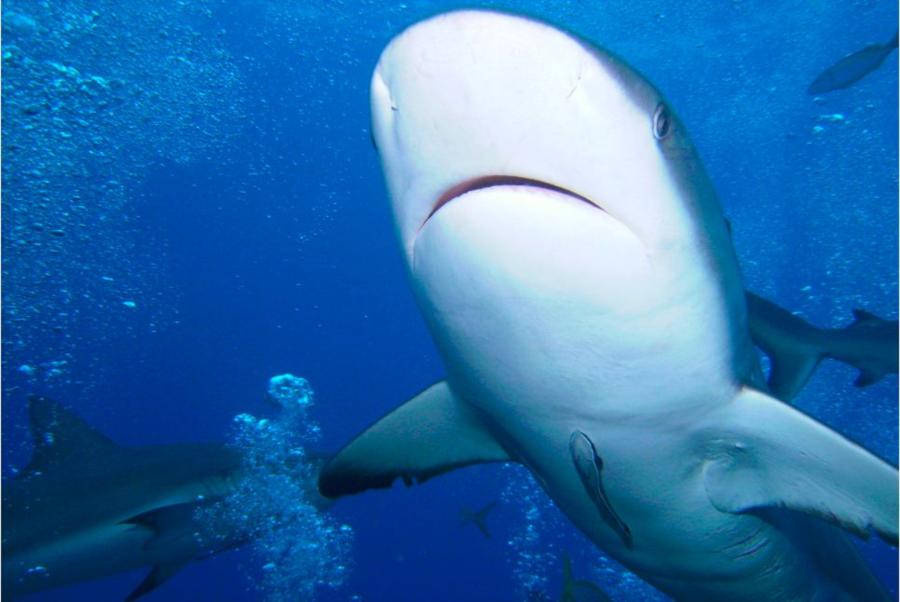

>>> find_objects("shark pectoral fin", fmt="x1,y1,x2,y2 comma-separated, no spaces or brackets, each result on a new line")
318,381,512,498
569,431,632,548
123,501,216,553
125,561,188,601
704,387,899,544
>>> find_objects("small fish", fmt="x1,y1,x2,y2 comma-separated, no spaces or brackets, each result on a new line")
569,431,631,548
459,500,497,539
808,30,898,94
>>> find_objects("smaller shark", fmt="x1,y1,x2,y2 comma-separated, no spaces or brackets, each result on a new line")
559,553,610,602
2,397,328,600
458,500,497,539
808,30,898,94
747,291,898,401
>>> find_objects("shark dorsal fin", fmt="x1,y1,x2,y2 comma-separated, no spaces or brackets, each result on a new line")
24,396,118,474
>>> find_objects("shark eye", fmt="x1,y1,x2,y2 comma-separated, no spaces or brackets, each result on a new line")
653,104,671,140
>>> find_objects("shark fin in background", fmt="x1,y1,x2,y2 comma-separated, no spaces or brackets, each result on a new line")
852,309,883,325
23,396,120,475
461,500,497,538
854,368,885,388
704,388,899,545
560,552,611,602
318,381,512,498
125,560,189,601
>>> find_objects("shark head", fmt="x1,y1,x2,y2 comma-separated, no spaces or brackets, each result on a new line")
373,10,727,257
371,10,751,401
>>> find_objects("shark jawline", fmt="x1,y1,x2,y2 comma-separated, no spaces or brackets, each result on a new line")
422,175,602,228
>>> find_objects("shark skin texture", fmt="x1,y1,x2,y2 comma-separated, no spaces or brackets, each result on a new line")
319,10,899,602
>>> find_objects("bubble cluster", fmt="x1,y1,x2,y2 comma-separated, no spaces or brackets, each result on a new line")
1,0,243,389
500,465,664,601
195,375,352,601
501,465,562,600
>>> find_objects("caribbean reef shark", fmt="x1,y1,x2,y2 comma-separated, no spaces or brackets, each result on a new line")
2,397,328,600
808,30,898,95
748,291,898,400
319,10,898,601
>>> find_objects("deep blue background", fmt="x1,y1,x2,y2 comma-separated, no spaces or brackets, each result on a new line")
2,1,897,600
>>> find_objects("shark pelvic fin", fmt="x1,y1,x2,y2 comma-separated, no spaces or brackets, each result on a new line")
125,560,188,601
569,431,632,548
23,396,119,475
318,381,512,498
703,387,899,545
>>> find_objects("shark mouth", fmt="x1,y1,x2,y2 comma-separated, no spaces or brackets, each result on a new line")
423,175,602,228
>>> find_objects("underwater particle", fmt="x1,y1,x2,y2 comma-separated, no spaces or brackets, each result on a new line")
812,125,825,135
18,364,35,376
3,12,38,34
122,300,136,308
24,565,49,578
818,113,845,123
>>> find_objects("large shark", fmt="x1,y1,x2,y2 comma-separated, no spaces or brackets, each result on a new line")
2,397,328,600
747,291,898,401
319,10,898,600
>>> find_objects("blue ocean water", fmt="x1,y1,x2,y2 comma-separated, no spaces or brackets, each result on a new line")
1,1,897,600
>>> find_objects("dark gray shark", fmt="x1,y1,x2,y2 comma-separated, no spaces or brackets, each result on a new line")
459,500,497,539
2,397,329,600
747,291,898,401
2,397,244,600
808,30,898,95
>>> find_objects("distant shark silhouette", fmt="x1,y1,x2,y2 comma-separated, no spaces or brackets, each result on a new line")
1,397,328,600
808,30,898,94
559,553,610,602
747,291,898,401
459,500,497,539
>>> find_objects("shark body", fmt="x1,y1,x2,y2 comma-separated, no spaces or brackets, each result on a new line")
3,398,244,600
747,291,898,400
808,30,898,95
319,11,898,601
